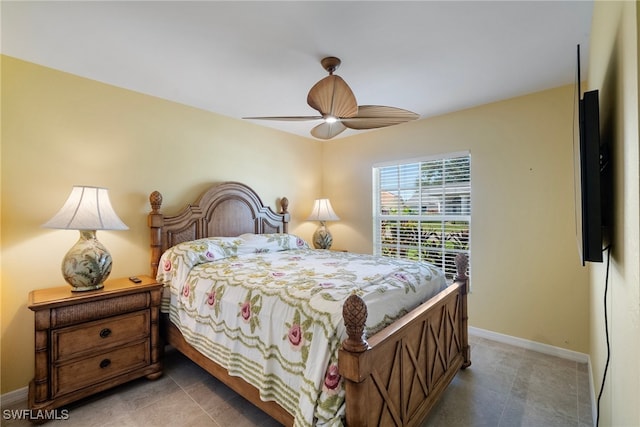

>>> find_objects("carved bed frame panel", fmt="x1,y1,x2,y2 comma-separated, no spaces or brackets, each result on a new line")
148,181,470,427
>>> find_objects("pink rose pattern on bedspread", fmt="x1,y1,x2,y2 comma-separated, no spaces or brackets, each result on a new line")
157,233,447,427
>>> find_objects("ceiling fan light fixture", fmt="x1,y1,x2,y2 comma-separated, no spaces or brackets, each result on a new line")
244,56,419,139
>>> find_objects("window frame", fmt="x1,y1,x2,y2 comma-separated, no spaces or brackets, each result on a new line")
372,151,471,280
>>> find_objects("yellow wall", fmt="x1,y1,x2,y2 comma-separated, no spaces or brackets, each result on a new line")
324,85,591,353
0,56,321,393
588,1,640,425
1,54,594,396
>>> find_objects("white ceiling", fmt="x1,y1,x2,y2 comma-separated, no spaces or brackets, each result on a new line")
1,1,594,140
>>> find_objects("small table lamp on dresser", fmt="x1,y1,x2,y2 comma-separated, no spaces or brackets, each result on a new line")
42,186,128,291
307,198,340,249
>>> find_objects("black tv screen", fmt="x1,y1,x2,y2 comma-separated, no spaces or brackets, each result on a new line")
574,45,606,265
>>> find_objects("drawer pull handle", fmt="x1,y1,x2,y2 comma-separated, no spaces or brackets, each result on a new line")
99,328,112,338
99,359,111,369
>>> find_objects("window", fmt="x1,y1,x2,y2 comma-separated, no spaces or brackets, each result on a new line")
373,152,471,280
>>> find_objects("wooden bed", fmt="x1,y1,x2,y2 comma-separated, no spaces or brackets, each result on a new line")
148,181,470,426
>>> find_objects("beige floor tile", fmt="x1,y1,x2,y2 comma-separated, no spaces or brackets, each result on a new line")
1,336,593,427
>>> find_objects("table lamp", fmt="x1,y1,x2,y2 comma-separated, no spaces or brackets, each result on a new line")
307,198,340,249
43,186,128,291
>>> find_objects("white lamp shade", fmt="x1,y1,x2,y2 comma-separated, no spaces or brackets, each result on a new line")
43,186,128,230
307,198,340,222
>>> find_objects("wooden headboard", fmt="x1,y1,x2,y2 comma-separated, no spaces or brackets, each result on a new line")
148,181,290,277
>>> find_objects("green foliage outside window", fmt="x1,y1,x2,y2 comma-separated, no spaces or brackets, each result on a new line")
375,154,470,280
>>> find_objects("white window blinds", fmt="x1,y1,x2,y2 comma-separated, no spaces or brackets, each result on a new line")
373,153,471,280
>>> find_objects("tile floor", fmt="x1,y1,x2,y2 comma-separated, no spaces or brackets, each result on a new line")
1,335,594,426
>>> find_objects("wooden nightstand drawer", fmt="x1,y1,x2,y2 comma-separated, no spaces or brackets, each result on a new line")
53,339,150,398
28,277,163,412
52,310,150,361
50,293,151,328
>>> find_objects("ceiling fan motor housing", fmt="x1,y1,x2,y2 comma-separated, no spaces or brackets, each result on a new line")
321,57,341,74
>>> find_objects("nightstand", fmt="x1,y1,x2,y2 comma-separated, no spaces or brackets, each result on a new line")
28,276,163,412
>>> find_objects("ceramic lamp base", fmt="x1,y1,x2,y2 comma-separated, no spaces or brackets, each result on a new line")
62,230,112,291
312,223,333,249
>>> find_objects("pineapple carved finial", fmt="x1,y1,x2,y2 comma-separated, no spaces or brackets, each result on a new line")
150,191,163,214
454,253,469,282
342,294,369,353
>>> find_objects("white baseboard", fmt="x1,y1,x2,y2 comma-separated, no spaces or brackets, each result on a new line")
0,386,27,407
469,326,589,363
588,357,597,424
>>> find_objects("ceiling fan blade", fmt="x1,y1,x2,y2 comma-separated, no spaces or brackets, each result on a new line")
310,121,347,140
341,105,420,130
242,116,323,121
244,58,417,139
307,75,358,118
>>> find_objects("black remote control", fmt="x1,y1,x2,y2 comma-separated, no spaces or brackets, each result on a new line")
129,276,142,283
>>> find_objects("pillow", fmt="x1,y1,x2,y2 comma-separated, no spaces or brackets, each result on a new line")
238,233,309,254
156,236,242,294
156,234,309,293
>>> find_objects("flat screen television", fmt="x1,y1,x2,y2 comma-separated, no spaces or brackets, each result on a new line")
574,44,609,265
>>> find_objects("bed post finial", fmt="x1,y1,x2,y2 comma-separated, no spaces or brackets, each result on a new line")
279,197,290,234
454,253,469,282
280,197,289,214
342,293,369,353
150,190,163,214
148,191,165,278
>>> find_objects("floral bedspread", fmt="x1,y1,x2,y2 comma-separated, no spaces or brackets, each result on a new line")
157,233,447,427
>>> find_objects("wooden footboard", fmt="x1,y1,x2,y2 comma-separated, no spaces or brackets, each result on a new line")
339,254,470,426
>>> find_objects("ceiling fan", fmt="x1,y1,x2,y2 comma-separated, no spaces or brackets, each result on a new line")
243,57,420,140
